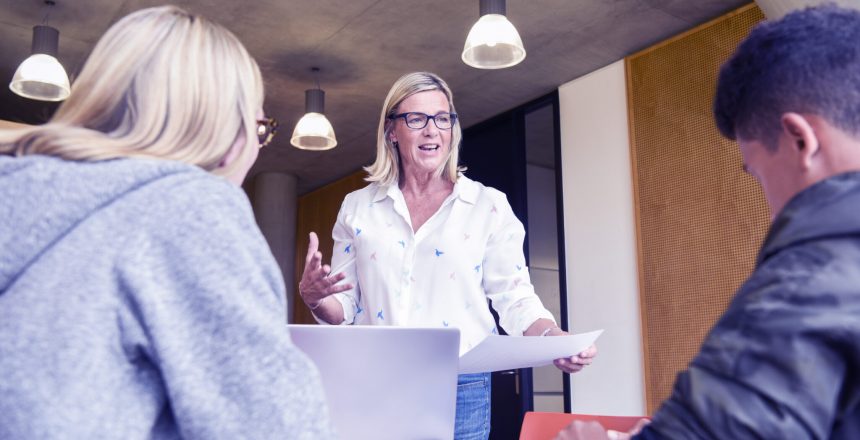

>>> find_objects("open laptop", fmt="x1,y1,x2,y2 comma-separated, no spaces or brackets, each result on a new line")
287,325,460,440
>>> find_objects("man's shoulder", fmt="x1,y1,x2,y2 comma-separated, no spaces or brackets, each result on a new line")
720,235,860,338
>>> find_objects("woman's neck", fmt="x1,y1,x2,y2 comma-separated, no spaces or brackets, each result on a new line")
399,170,452,197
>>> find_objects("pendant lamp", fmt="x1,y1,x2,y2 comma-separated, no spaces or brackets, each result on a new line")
291,68,337,151
10,1,70,102
462,0,526,69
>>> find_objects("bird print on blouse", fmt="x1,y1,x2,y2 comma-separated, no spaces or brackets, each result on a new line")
398,239,405,248
443,321,449,327
355,228,362,236
435,249,444,257
377,309,384,320
344,244,351,254
474,264,481,273
370,252,377,261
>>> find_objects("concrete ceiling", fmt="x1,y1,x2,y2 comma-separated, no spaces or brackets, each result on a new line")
0,0,748,194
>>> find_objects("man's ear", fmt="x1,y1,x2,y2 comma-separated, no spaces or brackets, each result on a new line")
781,113,819,170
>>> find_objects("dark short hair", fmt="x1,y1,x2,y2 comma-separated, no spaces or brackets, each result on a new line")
714,4,860,148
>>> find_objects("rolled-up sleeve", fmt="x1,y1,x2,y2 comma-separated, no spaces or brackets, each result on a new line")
481,196,555,335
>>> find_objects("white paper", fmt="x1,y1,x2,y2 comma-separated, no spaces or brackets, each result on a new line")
458,329,603,374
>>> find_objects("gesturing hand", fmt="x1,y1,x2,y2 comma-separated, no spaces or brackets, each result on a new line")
298,232,353,310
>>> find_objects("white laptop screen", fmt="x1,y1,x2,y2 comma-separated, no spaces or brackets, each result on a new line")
288,325,460,440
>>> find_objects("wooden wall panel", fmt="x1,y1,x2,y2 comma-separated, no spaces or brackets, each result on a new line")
625,4,770,414
293,170,368,324
0,120,30,130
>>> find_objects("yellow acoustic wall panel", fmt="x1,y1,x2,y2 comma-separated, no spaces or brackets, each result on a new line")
625,4,770,414
0,120,31,130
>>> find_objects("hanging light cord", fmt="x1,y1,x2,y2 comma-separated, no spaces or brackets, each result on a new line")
312,67,321,91
42,0,56,25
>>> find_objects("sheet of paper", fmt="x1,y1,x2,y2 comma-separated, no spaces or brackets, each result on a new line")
458,329,603,374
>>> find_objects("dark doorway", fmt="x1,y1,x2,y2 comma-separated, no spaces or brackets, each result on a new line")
459,91,568,439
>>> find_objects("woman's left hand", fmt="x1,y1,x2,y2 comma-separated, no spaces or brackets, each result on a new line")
552,337,598,373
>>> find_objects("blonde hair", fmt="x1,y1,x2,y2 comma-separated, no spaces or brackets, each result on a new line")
364,72,464,186
0,5,263,178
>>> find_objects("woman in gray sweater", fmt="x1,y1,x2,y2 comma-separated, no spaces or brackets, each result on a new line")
0,6,332,439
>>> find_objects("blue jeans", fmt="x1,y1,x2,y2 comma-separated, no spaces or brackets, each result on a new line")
454,373,491,440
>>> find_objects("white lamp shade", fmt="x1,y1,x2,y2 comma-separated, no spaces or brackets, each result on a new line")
461,14,526,69
9,53,70,102
754,0,860,19
290,112,337,150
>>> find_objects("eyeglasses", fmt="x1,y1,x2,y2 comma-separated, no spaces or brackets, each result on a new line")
256,117,279,148
389,112,458,130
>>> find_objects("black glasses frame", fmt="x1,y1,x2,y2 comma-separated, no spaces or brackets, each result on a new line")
389,112,458,130
256,117,279,148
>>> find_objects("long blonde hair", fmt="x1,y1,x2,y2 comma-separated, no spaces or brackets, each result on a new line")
364,72,464,186
0,5,263,178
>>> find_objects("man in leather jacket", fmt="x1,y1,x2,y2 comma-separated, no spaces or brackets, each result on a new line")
558,4,860,439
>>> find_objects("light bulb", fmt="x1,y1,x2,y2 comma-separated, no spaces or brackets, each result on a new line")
461,14,526,69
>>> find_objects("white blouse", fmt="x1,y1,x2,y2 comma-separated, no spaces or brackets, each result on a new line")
317,175,556,354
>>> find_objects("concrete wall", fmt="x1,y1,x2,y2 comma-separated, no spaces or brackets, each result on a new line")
558,60,646,416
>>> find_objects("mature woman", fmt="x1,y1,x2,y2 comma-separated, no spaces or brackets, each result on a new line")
0,6,331,438
300,71,597,439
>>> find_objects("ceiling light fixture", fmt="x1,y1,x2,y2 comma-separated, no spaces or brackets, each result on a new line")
291,67,337,151
9,0,71,102
461,0,526,69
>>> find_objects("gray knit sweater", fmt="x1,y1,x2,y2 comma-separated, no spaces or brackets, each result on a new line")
0,155,333,439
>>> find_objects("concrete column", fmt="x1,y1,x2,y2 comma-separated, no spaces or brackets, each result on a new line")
252,172,298,322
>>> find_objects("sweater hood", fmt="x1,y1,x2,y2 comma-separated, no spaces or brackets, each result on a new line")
0,155,203,293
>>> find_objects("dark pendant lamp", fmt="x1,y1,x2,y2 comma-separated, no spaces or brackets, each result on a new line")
9,1,71,102
290,68,337,151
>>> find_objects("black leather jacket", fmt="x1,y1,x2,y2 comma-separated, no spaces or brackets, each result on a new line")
639,172,860,439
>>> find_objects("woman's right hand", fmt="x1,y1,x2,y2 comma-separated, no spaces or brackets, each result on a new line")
298,232,353,310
